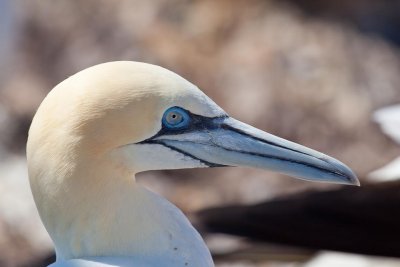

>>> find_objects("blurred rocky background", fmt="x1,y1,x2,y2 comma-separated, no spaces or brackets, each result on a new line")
1,0,400,266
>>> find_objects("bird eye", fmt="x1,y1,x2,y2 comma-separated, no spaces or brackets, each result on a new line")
162,107,190,129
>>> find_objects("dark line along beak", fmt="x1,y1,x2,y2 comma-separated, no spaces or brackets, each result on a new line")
148,117,359,186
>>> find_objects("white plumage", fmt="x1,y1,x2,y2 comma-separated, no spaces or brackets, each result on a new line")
27,62,357,266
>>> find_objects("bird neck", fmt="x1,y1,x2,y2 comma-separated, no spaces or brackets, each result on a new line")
30,155,213,266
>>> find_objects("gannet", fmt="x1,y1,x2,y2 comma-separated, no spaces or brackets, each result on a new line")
27,61,358,267
368,104,400,182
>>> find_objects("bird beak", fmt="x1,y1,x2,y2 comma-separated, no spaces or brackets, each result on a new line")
150,116,359,185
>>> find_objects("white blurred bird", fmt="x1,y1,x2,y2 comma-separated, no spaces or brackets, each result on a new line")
304,252,400,267
368,104,400,182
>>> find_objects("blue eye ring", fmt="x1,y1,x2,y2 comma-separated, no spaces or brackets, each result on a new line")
162,107,190,129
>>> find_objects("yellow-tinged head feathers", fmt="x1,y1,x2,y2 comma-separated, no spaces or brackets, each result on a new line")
28,61,224,157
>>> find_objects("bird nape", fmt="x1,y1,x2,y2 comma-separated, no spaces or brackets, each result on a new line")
27,61,358,267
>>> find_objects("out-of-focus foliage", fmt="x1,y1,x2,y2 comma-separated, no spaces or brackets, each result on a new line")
1,1,400,266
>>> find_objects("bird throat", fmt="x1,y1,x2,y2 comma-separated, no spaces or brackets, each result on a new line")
36,163,214,266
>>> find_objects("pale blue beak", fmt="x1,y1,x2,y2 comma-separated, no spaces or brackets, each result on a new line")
149,116,359,186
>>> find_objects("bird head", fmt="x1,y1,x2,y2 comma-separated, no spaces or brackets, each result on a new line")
28,61,358,186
